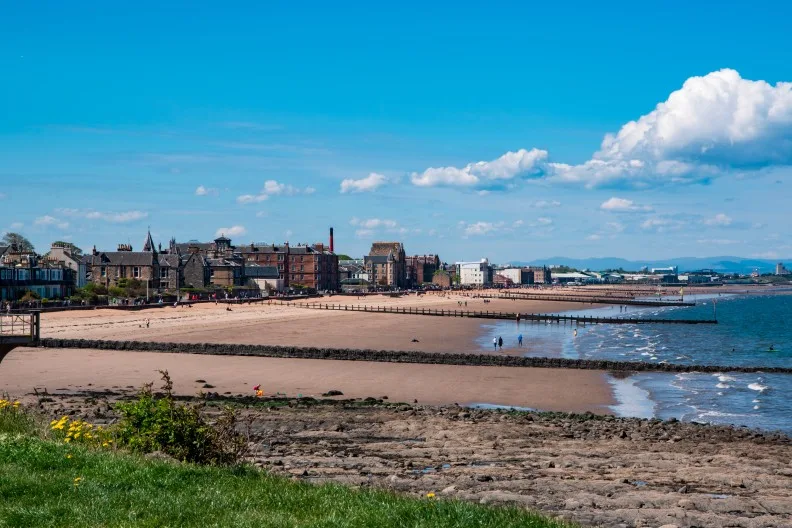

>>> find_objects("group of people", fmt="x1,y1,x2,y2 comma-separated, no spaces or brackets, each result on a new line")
493,333,524,350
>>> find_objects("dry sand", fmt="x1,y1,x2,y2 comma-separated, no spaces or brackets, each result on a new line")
1,347,614,413
40,294,584,354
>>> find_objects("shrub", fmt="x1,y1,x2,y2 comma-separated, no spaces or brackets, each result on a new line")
114,371,247,465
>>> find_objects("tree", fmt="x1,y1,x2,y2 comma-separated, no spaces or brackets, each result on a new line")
336,254,353,260
1,232,34,253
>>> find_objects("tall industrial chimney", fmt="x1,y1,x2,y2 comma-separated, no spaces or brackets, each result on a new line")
329,227,334,253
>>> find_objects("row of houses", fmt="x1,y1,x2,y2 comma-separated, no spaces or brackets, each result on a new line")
0,229,340,301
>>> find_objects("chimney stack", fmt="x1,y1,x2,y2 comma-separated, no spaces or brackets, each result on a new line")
329,227,334,253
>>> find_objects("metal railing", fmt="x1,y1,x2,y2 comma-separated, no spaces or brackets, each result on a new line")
0,312,40,341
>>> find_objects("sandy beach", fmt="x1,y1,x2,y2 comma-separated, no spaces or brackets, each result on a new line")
40,294,585,354
1,347,614,413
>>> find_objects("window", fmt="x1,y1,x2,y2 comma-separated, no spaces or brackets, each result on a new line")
300,265,304,272
161,268,169,279
100,267,107,278
133,267,141,278
278,254,284,261
210,269,215,277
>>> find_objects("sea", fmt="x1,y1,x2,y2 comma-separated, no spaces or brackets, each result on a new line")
477,292,792,434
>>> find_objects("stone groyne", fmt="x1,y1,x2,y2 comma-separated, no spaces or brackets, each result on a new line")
36,338,792,375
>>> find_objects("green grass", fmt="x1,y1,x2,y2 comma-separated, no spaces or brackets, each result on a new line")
0,434,572,528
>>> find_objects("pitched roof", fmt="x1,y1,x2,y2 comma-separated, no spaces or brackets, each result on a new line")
142,230,156,253
244,265,279,278
158,254,181,268
0,246,9,258
369,242,403,257
92,252,158,267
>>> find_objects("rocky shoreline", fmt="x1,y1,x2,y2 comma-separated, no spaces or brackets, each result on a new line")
35,338,792,375
30,389,792,528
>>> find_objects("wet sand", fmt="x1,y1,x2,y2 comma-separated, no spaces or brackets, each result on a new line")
1,347,614,413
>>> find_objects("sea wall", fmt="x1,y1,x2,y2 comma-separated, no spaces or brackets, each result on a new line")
35,338,792,374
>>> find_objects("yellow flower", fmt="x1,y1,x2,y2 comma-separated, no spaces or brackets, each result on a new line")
426,492,436,499
73,476,83,488
74,432,81,439
64,438,71,443
102,442,109,448
66,454,72,459
13,401,20,407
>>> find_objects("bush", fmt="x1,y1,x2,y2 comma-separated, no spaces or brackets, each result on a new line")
19,291,41,302
114,371,247,465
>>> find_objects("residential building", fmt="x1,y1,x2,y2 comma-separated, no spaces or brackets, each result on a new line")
405,254,441,287
528,266,551,284
776,262,790,276
456,259,493,286
364,242,407,288
238,239,338,291
88,234,161,291
182,251,211,289
244,264,284,292
498,267,534,285
46,242,88,288
431,269,453,288
339,259,368,282
0,252,75,300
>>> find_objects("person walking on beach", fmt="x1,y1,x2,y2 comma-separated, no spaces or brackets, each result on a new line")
518,333,523,347
493,337,497,350
498,336,503,350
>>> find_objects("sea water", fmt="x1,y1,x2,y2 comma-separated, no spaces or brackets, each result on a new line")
478,293,792,433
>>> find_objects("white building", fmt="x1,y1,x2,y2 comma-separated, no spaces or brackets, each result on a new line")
499,268,524,284
456,259,493,286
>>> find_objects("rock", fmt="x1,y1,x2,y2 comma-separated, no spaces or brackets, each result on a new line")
564,499,581,510
475,475,494,482
678,484,690,494
441,485,456,494
322,390,344,397
658,525,679,528
677,498,695,510
143,451,178,463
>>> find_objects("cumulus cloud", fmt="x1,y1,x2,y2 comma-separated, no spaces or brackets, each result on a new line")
409,69,792,189
237,180,314,203
215,225,246,237
411,148,548,188
57,209,148,223
349,217,401,238
195,185,219,196
600,197,653,212
703,213,733,226
34,216,69,229
340,173,389,193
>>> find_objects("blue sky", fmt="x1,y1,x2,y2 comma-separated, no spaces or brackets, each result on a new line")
2,1,791,262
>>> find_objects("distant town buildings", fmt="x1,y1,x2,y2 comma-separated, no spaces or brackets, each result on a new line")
365,242,407,288
777,262,790,276
456,259,493,286
1,249,75,300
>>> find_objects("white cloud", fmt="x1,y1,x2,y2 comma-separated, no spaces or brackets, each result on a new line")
512,220,524,228
57,209,148,223
195,185,219,196
640,216,687,233
340,173,388,193
355,229,375,238
255,211,268,218
531,200,561,208
586,234,602,241
215,225,246,237
410,69,792,189
696,238,740,245
237,194,269,204
350,217,398,229
605,221,625,233
752,251,779,259
411,148,548,188
463,222,503,236
9,222,23,229
703,213,733,227
34,216,69,229
237,180,313,203
600,197,652,212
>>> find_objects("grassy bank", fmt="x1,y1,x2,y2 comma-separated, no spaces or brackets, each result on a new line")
0,433,571,528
